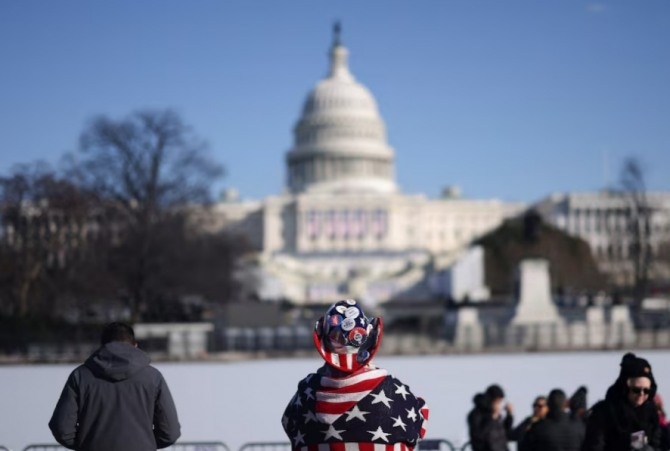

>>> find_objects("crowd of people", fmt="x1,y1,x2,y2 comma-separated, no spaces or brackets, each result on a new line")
468,354,669,451
46,301,667,451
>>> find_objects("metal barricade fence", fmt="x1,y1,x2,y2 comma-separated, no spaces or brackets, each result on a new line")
239,442,292,451
23,445,65,451
23,443,229,451
458,442,517,451
417,438,457,451
168,442,230,451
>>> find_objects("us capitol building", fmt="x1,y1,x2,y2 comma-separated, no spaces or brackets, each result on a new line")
209,29,525,305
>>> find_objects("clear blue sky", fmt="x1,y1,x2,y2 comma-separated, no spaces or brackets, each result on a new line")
1,1,669,202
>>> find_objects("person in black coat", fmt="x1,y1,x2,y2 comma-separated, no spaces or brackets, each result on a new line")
509,396,548,444
521,389,584,451
467,384,514,451
582,353,661,451
49,322,181,451
570,386,588,425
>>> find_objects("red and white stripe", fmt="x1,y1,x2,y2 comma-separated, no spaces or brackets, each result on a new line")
319,340,356,372
313,318,383,374
336,211,349,238
419,403,429,439
316,333,362,372
349,210,363,237
294,442,413,451
315,368,388,424
324,211,336,237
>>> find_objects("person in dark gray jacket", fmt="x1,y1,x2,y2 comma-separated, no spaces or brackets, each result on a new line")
49,322,181,451
520,389,584,451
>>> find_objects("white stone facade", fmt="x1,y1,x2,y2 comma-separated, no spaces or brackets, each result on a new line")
286,43,396,195
534,191,670,283
213,32,524,304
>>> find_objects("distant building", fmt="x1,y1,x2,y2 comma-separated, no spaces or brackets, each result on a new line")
211,28,524,305
534,191,670,284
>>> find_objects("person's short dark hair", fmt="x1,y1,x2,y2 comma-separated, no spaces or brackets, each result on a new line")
533,395,547,407
100,322,136,346
547,389,567,413
486,384,505,400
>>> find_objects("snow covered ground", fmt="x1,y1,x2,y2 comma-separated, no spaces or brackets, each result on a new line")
2,350,669,451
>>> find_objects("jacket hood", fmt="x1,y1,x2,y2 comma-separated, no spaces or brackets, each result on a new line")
85,342,151,381
604,378,658,410
605,380,658,405
473,393,492,412
605,353,657,404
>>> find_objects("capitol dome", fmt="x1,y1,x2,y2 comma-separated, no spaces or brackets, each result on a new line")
286,27,397,195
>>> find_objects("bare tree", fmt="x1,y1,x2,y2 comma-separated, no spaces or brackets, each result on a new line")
66,109,228,319
0,163,97,317
620,157,654,304
1,109,247,325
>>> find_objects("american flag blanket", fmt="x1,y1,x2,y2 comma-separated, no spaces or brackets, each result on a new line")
282,367,429,451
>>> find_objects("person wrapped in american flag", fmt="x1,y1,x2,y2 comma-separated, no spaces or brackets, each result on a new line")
281,299,429,451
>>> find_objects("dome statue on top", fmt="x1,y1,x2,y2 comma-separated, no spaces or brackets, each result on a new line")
286,23,397,195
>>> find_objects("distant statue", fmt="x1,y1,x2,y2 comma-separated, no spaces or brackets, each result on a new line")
332,20,342,47
523,209,542,242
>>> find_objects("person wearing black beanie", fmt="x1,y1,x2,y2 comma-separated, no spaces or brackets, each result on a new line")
582,353,661,451
569,386,588,423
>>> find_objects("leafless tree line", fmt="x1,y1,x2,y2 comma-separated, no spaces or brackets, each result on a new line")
0,109,249,323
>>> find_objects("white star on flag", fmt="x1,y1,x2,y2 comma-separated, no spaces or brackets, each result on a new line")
392,415,407,431
282,415,290,429
293,430,305,446
394,383,410,400
304,387,315,400
323,424,345,441
368,425,391,442
303,410,317,424
345,405,370,422
293,395,302,407
370,389,393,408
406,407,418,421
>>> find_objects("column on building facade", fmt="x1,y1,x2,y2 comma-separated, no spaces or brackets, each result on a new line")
323,157,332,180
314,157,322,180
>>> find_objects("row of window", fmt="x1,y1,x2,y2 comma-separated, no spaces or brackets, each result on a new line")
295,123,383,145
593,242,658,260
558,213,670,234
289,157,392,186
303,209,388,239
303,96,373,114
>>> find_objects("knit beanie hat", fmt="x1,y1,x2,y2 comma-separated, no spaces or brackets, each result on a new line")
619,353,653,380
313,299,383,373
616,352,657,399
569,386,588,412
